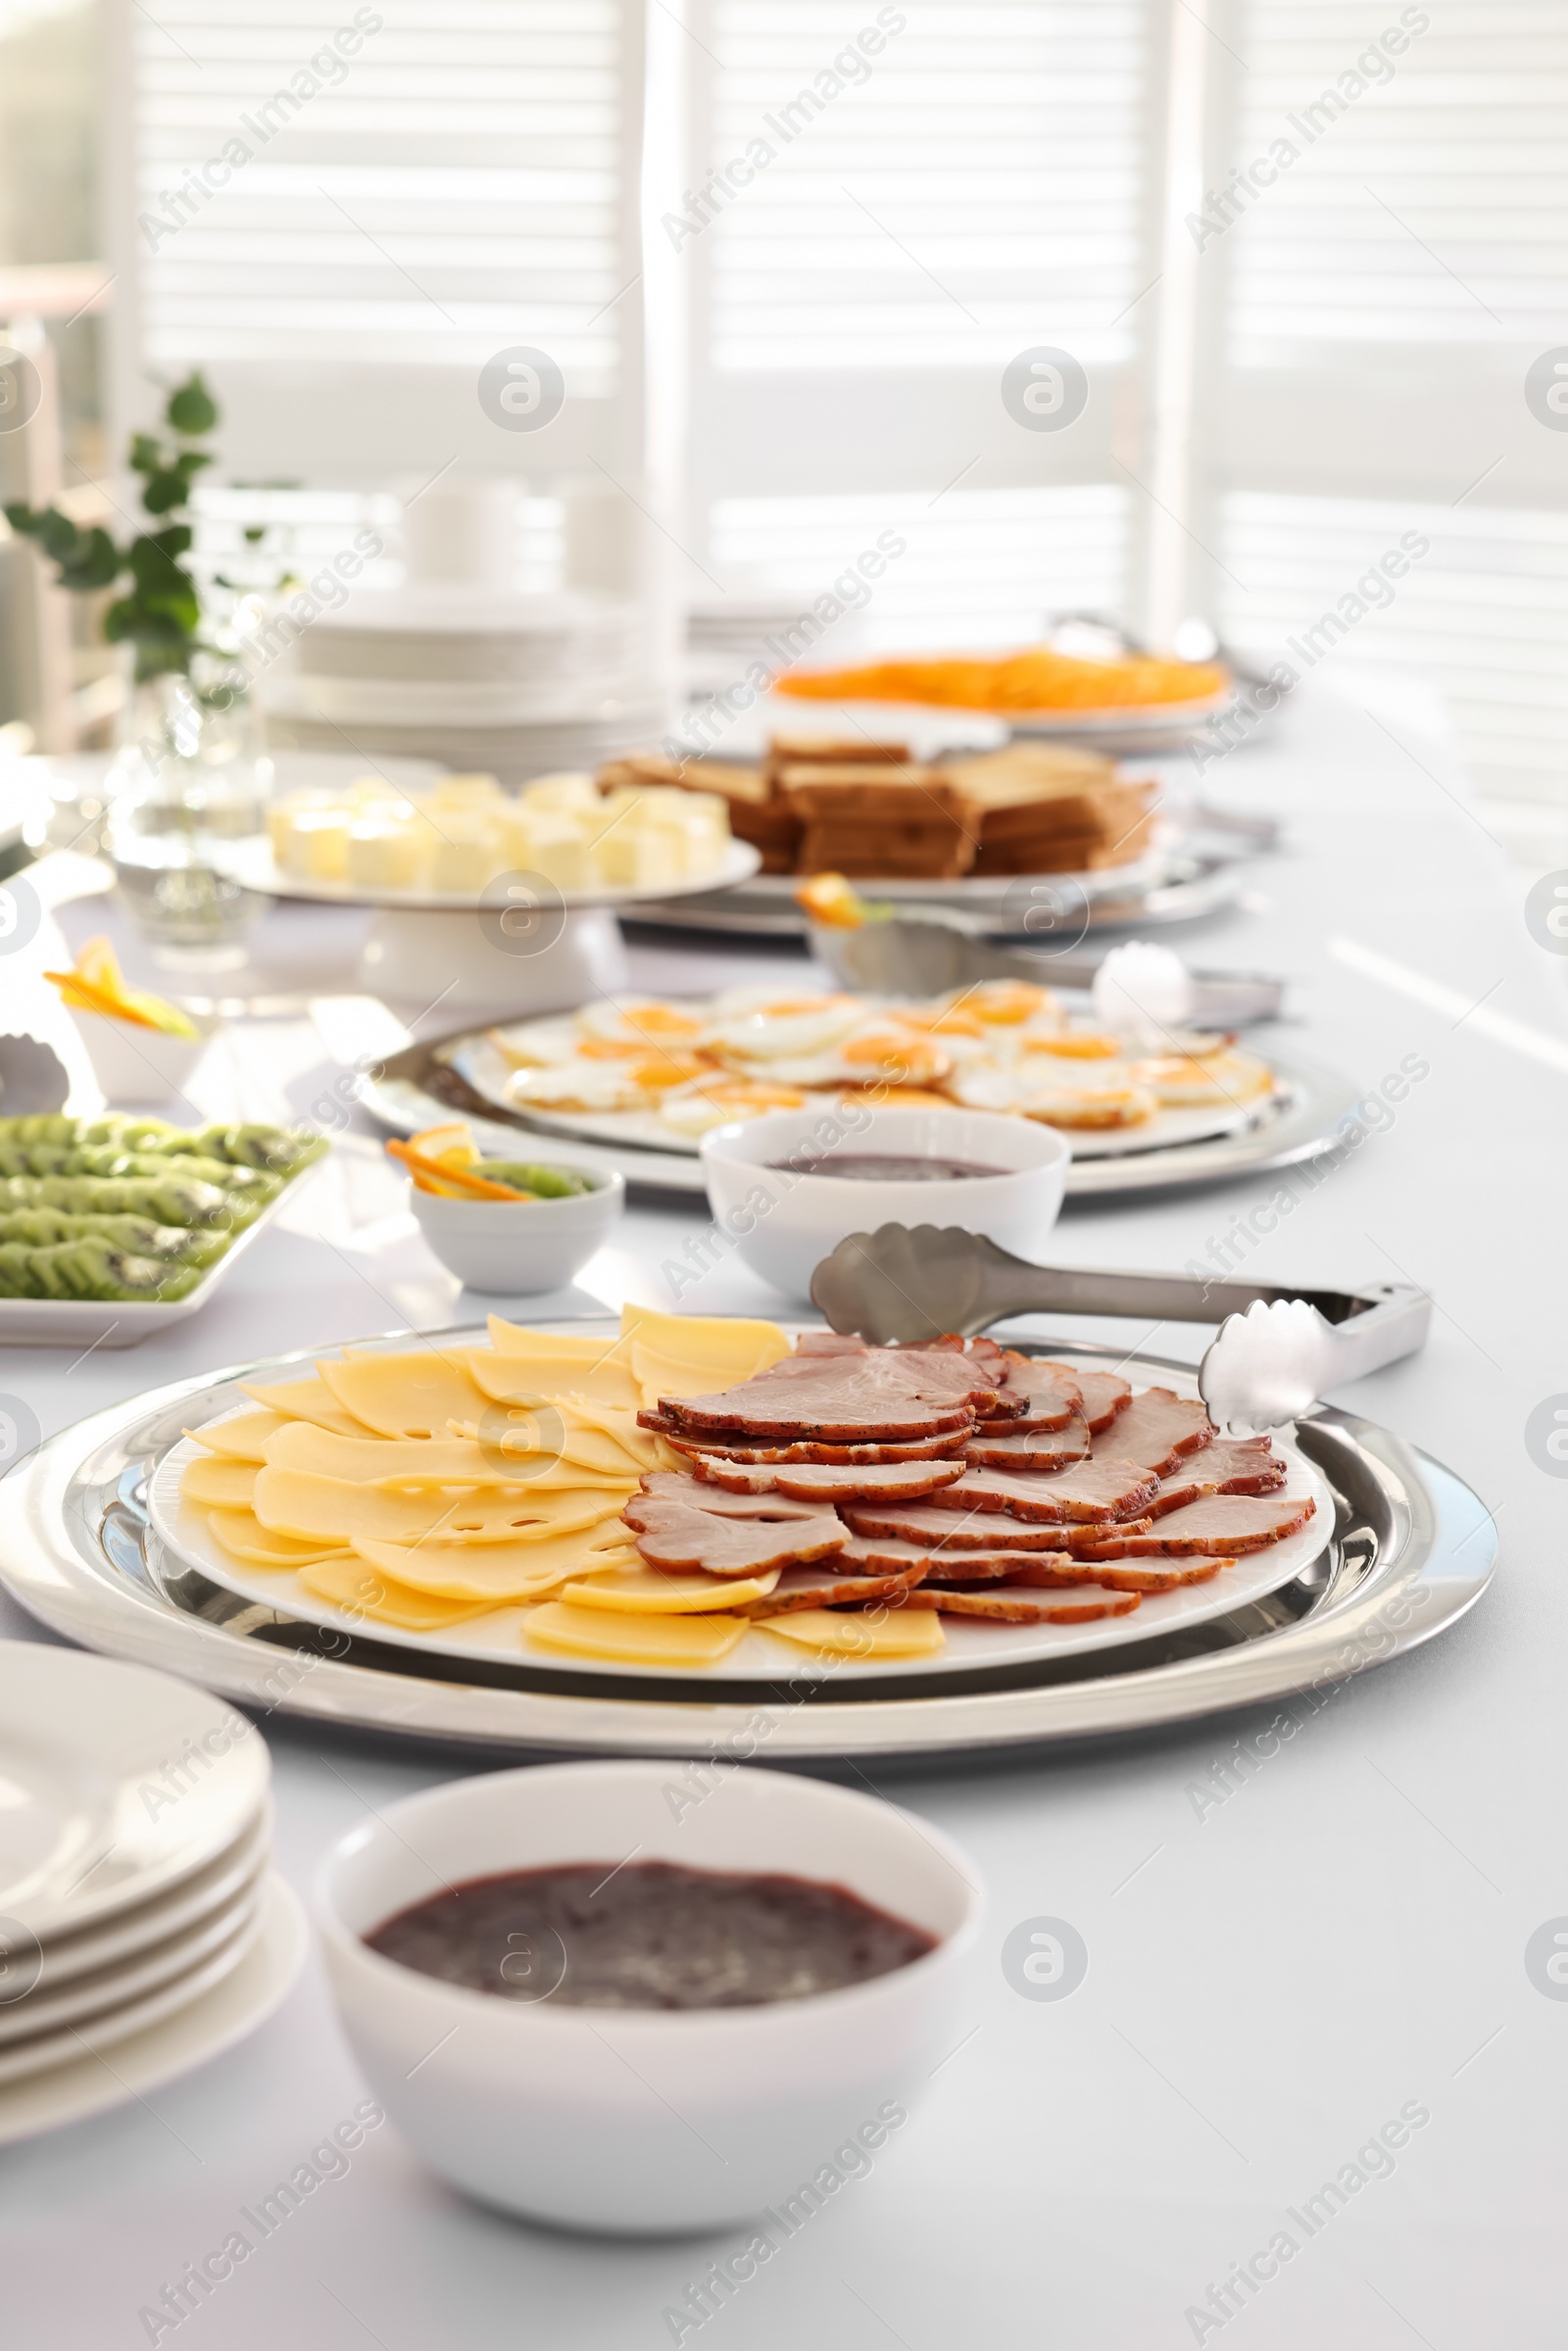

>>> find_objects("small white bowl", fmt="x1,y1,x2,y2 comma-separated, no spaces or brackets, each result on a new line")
408,1151,624,1295
72,1007,210,1109
699,1103,1069,1300
315,1760,982,2234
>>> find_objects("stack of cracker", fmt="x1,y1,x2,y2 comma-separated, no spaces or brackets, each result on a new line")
938,743,1160,875
776,745,979,879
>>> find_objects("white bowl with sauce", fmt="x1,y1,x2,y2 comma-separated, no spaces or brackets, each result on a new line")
699,1103,1070,1300
315,1760,983,2234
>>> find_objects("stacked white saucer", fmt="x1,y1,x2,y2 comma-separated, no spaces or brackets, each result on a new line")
260,585,668,785
0,1643,303,2139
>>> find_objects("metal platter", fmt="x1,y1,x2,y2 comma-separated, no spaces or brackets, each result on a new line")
0,1323,1494,1766
628,848,1249,944
358,1034,1362,1202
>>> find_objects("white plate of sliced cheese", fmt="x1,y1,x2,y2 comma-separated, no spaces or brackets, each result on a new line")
148,1311,1333,1688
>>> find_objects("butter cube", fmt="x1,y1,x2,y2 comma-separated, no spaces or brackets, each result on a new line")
517,816,593,894
347,818,428,889
284,808,351,880
429,825,502,893
595,823,682,888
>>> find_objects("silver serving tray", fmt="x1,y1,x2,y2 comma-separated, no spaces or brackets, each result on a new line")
359,1040,1361,1202
628,848,1247,943
1,1324,1494,1763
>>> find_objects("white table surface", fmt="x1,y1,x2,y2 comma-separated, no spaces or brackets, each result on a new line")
2,678,1564,2349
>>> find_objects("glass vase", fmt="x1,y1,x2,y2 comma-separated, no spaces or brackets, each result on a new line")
103,648,272,964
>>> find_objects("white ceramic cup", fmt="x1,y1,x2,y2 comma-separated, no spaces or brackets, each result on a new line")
315,1760,983,2234
699,1102,1070,1299
408,1151,624,1294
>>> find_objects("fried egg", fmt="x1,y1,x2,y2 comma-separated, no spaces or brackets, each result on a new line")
659,1078,809,1137
706,996,866,1067
749,1022,953,1091
506,1059,672,1113
946,1060,1155,1128
576,999,708,1049
1130,1050,1275,1106
965,980,1063,1028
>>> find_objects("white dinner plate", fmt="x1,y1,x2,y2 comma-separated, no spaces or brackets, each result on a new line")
0,1879,266,2086
0,1162,318,1350
0,1863,267,2048
0,1874,306,2146
447,1021,1288,1166
0,1644,270,1941
24,1807,270,1989
150,1367,1334,1690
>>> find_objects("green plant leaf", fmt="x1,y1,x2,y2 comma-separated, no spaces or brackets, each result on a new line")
128,434,164,476
56,528,122,591
141,468,192,515
166,371,218,437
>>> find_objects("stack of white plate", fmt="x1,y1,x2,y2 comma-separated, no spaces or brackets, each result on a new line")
0,1642,302,2141
260,584,669,784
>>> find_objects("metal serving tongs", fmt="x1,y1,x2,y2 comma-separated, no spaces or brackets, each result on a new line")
809,908,1283,1028
808,1225,1432,1437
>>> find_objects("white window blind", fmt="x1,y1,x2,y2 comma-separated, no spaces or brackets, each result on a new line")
1226,0,1568,353
681,0,1157,633
1199,0,1568,855
128,1,626,374
707,0,1146,371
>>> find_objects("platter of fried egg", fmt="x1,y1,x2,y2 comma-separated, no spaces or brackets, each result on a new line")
444,982,1285,1163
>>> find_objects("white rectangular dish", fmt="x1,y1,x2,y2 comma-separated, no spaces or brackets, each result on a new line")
0,1171,315,1349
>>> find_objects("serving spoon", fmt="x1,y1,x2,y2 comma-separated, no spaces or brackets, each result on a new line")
808,1224,1431,1436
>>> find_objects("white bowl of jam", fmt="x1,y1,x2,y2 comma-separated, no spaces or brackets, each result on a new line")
316,1759,983,2233
699,1103,1070,1300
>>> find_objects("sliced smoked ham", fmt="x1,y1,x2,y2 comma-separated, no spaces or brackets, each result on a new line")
669,1432,969,1465
629,1471,824,1522
691,1455,967,1502
1087,1387,1213,1474
1074,1492,1315,1558
733,1560,930,1616
1146,1439,1285,1514
963,1415,1090,1471
837,1500,1154,1554
657,1346,989,1440
906,1583,1142,1625
1089,1554,1228,1592
1069,1369,1133,1434
624,1494,847,1577
905,1457,1160,1523
834,1533,1080,1584
996,1355,1083,1432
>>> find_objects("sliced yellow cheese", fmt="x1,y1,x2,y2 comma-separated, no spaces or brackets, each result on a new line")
318,1347,493,1440
619,1304,792,1378
488,1318,630,1364
559,1566,780,1614
755,1608,946,1659
237,1375,375,1439
352,1528,637,1602
466,1348,640,1413
253,1466,624,1547
547,1397,658,1467
446,1405,647,1479
261,1421,634,1493
297,1555,503,1632
522,1601,746,1665
179,1455,258,1510
184,1410,288,1463
207,1508,352,1568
